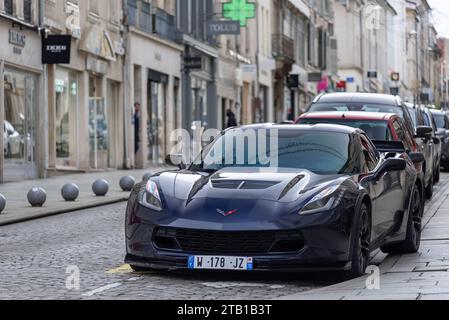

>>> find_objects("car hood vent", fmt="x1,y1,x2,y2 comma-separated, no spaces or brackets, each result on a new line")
211,180,280,190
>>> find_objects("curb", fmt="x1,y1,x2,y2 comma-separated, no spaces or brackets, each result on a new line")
0,197,129,227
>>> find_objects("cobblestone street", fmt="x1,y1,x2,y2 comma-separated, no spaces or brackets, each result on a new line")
0,174,448,300
0,202,332,300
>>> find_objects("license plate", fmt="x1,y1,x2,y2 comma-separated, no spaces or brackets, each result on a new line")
188,256,253,271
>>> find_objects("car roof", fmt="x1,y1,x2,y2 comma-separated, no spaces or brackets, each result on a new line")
235,123,360,135
314,92,400,105
429,109,445,115
299,111,396,121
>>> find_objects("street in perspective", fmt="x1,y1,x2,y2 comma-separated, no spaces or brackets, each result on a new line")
2,0,449,303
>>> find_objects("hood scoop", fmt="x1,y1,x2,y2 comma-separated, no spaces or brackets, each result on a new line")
211,179,280,190
278,175,305,200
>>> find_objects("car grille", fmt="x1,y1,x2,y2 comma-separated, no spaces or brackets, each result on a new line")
154,227,304,255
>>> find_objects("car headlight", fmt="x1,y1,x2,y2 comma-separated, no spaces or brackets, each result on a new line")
139,180,163,211
299,185,344,215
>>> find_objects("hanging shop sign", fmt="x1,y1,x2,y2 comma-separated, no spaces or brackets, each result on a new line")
207,20,241,36
184,57,203,70
287,74,299,88
42,35,72,64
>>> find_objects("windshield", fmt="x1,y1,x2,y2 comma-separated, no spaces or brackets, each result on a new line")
191,129,359,175
298,119,393,141
309,102,405,118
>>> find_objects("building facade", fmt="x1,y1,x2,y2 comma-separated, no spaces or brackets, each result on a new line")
44,0,125,174
124,0,183,167
0,0,44,183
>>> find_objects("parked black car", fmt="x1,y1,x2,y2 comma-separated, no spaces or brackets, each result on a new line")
126,124,423,278
305,93,416,135
304,93,432,198
429,109,449,171
406,104,441,188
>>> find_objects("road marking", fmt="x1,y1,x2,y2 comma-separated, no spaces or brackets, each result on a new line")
106,264,133,274
82,283,122,297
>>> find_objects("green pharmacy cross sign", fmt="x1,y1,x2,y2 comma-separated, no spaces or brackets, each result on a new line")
222,0,256,27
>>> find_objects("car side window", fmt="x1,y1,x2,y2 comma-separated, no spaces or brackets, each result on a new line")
360,135,378,172
394,119,414,151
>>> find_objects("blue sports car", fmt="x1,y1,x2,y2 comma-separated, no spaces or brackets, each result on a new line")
125,124,423,277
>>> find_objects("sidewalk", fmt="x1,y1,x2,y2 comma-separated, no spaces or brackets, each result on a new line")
0,166,170,226
279,174,449,300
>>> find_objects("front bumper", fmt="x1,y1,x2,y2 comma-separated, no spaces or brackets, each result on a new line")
124,201,355,272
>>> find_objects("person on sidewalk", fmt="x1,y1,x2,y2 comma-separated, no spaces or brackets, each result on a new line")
226,109,238,128
134,102,141,154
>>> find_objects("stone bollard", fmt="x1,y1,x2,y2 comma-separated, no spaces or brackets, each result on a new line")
92,179,109,197
61,183,80,202
27,187,47,207
120,176,136,192
0,194,6,214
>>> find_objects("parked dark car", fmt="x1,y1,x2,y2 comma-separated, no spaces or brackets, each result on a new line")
125,124,423,278
406,104,441,190
297,111,426,204
305,93,416,135
303,93,433,198
429,109,449,171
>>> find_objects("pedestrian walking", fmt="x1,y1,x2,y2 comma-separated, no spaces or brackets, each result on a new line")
226,109,238,128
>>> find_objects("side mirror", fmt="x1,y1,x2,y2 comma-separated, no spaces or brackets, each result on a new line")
408,152,425,164
415,126,433,139
374,158,407,180
433,137,441,145
165,154,188,170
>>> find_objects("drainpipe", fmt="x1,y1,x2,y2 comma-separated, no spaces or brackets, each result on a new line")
39,0,49,178
122,1,130,169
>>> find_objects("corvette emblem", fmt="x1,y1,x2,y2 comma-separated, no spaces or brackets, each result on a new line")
216,208,239,217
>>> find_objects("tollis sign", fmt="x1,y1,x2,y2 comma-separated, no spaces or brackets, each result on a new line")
42,35,72,64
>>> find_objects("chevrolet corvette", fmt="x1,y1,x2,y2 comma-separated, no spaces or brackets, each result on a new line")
125,124,423,277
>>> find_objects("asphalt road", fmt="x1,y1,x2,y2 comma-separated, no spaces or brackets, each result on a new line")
0,175,446,300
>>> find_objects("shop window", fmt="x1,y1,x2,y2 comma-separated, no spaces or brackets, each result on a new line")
55,68,78,167
89,0,99,16
23,0,32,22
3,70,36,170
4,0,13,15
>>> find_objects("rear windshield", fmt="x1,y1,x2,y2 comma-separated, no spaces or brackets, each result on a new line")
298,118,393,141
309,103,404,118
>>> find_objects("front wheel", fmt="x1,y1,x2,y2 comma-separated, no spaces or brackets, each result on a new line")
381,186,422,254
346,203,371,278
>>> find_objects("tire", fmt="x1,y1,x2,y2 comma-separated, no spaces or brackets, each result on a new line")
425,174,434,199
381,186,422,254
346,203,371,278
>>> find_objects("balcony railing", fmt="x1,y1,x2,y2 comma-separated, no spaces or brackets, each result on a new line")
272,34,295,63
127,0,152,34
153,8,176,42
